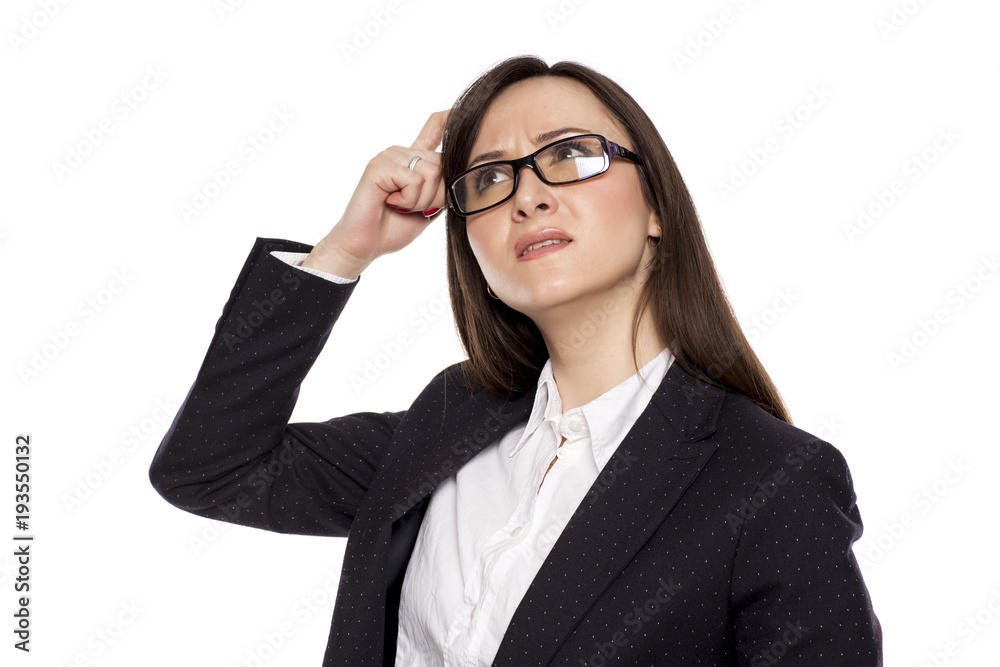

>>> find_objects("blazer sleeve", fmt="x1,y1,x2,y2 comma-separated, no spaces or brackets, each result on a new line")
729,438,883,666
148,236,404,538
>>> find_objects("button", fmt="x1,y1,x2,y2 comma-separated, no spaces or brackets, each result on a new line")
470,604,477,619
556,448,567,459
510,526,522,537
569,420,582,432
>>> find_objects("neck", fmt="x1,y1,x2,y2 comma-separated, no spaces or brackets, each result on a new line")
536,294,667,412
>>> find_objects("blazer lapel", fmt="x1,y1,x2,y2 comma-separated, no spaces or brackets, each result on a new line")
491,362,726,666
359,360,725,666
370,369,536,524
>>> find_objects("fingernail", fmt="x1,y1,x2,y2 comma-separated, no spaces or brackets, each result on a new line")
422,208,442,217
395,207,411,213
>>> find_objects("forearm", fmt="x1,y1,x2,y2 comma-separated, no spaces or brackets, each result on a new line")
148,237,394,536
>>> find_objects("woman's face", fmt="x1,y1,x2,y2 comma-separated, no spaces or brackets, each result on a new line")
464,76,660,326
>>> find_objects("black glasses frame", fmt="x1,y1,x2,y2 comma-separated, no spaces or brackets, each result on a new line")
445,133,644,216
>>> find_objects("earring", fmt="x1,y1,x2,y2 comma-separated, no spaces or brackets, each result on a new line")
648,224,662,248
487,284,500,300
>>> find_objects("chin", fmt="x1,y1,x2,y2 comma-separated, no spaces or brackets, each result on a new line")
514,281,588,312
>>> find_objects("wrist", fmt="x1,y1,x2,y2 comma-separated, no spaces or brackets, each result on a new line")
301,240,370,281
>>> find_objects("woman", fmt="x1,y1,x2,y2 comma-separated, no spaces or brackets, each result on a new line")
149,55,882,666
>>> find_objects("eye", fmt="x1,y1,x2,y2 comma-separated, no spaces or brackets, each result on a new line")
473,166,511,192
552,140,595,161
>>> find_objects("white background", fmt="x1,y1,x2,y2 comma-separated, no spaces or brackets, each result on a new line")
2,1,998,665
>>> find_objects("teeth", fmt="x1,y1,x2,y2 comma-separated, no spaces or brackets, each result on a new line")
522,239,569,256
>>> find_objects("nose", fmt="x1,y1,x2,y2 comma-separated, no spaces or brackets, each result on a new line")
510,164,554,218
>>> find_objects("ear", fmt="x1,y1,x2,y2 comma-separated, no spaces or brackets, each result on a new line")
646,209,662,242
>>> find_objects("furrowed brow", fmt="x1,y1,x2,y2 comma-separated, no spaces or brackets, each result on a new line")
467,127,592,168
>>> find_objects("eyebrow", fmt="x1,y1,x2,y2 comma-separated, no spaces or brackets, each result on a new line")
467,126,593,168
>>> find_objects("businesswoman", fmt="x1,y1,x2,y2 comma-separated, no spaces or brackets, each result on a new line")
149,55,882,666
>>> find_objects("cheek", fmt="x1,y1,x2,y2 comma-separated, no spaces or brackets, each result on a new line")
465,220,506,274
578,176,648,237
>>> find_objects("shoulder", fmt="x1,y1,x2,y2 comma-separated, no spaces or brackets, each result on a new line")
418,360,475,399
397,359,480,421
712,390,856,494
411,359,526,408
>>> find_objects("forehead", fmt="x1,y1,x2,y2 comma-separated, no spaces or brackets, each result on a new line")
470,76,625,158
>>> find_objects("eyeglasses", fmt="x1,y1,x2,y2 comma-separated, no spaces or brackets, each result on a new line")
446,133,643,216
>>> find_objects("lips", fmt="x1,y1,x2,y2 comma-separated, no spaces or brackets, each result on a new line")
514,228,573,259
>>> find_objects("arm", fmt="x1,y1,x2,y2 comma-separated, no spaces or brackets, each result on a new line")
148,237,403,537
151,109,452,536
729,439,883,666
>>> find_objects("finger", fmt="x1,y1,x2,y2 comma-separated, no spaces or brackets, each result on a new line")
383,145,440,174
396,154,444,212
409,180,447,217
415,178,448,217
410,109,451,152
426,179,446,215
383,171,436,212
376,146,443,211
415,165,446,213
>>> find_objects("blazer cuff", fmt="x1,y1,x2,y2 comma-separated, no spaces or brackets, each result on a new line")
270,250,359,284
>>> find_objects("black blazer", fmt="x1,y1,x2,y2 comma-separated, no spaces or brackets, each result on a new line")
149,237,882,666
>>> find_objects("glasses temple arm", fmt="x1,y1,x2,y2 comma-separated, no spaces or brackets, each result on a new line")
608,141,644,166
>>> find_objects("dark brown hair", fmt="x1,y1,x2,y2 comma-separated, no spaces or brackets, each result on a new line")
441,55,790,424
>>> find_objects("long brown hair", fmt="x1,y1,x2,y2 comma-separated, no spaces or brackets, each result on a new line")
441,55,791,424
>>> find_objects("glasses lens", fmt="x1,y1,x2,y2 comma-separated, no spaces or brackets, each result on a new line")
452,136,609,214
453,162,516,215
536,135,608,182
